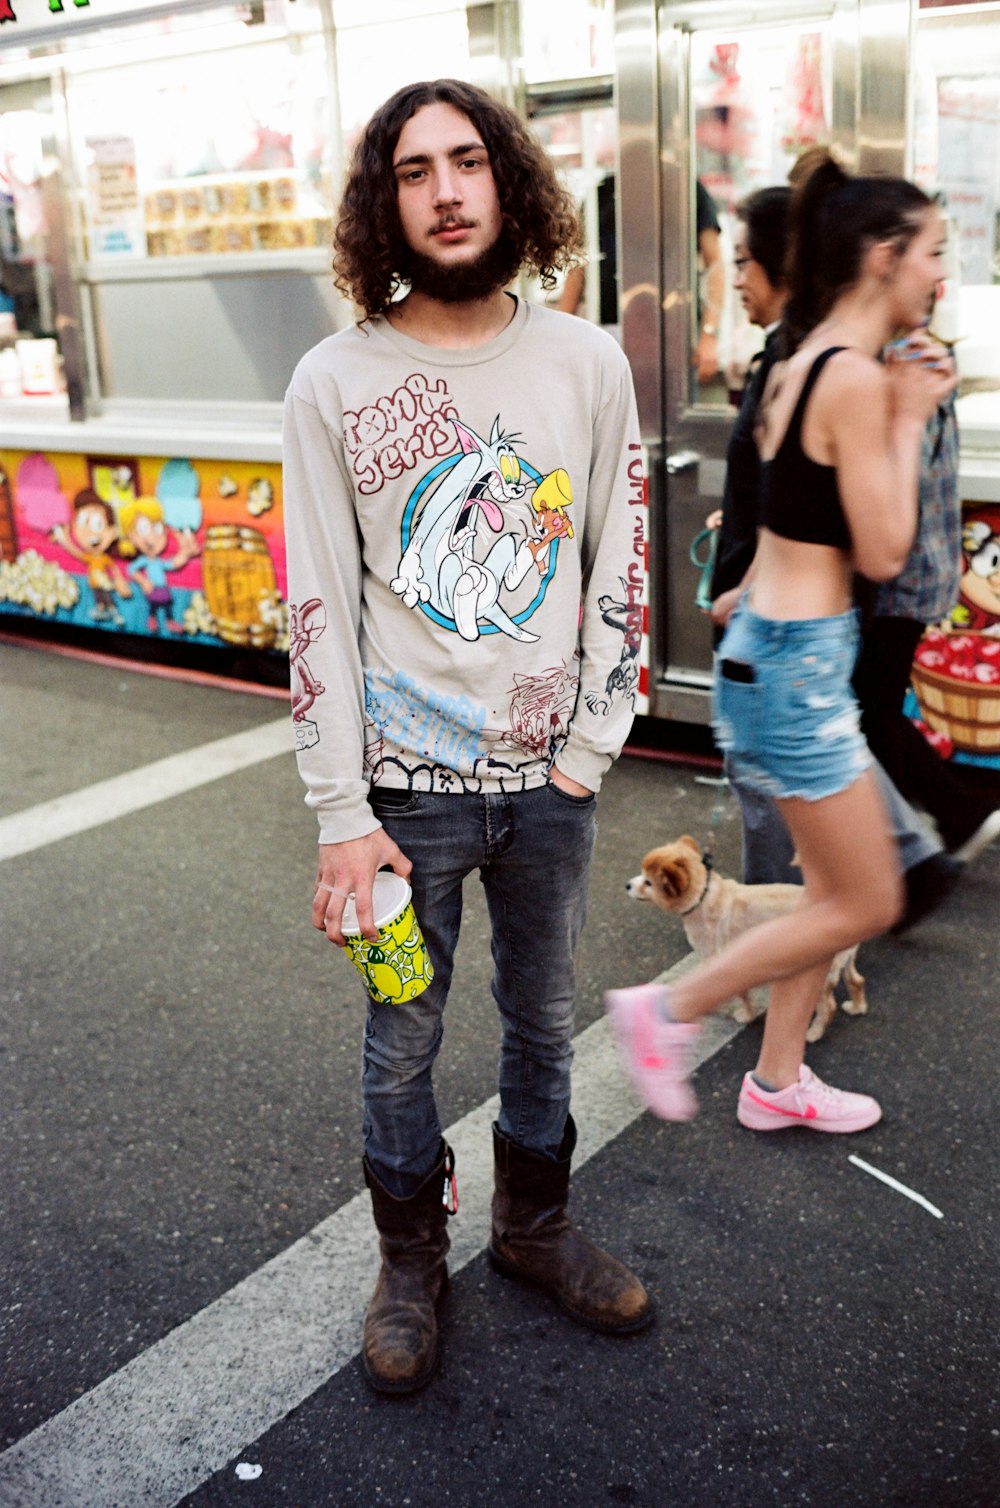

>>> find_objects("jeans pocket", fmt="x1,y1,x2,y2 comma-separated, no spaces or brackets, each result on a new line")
544,776,596,806
369,786,420,816
713,674,761,753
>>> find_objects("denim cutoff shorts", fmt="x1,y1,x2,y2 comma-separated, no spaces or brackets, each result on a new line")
712,599,872,801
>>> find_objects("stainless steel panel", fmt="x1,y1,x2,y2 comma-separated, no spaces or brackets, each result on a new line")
92,271,349,404
829,0,860,167
857,0,908,175
617,0,663,442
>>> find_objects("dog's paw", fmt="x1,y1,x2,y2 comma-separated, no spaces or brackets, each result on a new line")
728,995,762,1024
840,997,869,1017
805,1016,827,1043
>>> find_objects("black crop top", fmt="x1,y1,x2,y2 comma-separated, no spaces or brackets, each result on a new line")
759,346,852,550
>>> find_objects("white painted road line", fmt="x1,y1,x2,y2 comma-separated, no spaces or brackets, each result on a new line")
0,962,742,1508
0,718,293,864
848,1155,945,1219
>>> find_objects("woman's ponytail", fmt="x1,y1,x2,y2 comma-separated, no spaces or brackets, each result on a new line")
782,149,849,355
781,147,932,356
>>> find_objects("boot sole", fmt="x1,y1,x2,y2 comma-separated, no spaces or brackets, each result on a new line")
361,1350,438,1396
487,1244,654,1335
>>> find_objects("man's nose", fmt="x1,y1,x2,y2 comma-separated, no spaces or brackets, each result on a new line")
432,166,461,206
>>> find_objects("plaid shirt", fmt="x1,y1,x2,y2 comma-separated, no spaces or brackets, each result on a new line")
874,393,961,623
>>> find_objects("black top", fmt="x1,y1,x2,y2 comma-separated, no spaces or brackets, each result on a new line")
696,180,721,238
759,346,852,551
710,327,782,604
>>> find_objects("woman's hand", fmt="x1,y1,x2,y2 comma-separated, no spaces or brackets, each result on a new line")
711,586,742,628
885,329,957,424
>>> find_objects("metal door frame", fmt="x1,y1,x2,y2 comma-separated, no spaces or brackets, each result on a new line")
617,0,911,724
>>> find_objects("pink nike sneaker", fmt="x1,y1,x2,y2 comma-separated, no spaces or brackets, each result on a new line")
737,1064,881,1133
604,985,701,1121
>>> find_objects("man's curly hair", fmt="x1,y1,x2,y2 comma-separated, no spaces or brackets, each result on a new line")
333,79,582,317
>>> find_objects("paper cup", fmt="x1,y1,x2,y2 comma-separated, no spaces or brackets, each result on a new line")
341,872,433,1005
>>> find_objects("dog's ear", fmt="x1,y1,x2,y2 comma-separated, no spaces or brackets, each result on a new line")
649,855,686,900
679,834,700,856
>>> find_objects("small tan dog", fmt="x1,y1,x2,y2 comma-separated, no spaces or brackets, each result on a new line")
627,835,867,1042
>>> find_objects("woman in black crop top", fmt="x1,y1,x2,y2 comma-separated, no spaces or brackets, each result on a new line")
608,154,957,1134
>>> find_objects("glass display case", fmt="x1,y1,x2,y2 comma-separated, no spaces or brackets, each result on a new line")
914,0,1000,457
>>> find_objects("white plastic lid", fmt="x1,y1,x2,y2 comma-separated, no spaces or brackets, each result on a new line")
341,871,411,935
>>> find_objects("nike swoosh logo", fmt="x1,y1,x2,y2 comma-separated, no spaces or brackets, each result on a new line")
745,1087,818,1120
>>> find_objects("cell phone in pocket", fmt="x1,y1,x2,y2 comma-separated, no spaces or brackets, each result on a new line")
720,658,756,684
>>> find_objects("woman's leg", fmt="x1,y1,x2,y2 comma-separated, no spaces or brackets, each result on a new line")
665,768,902,1023
752,960,835,1089
606,769,901,1121
748,781,897,1087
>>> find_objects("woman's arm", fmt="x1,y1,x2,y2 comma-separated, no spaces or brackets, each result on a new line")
824,346,956,582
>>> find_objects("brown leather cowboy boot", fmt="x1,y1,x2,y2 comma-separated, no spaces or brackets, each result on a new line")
362,1144,455,1394
488,1117,652,1334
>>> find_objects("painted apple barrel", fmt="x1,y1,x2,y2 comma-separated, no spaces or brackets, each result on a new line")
911,632,1000,753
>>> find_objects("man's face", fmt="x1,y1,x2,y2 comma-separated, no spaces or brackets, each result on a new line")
392,101,510,301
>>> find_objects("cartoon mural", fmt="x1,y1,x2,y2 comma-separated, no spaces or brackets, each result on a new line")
0,446,287,653
907,501,1000,772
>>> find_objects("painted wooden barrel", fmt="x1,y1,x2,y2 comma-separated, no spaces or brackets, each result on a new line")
201,524,279,649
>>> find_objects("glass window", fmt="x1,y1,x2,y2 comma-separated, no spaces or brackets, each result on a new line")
0,93,55,341
914,2,1000,411
528,104,617,328
63,3,333,261
691,24,834,405
332,6,472,149
521,0,613,84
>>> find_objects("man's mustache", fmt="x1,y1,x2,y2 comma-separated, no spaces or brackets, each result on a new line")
430,217,477,235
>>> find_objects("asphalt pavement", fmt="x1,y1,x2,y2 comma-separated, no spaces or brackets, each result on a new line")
1,635,998,1508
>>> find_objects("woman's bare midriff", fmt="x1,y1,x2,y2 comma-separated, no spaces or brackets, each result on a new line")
748,529,855,620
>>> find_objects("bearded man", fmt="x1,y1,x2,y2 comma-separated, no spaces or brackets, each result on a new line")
283,78,651,1395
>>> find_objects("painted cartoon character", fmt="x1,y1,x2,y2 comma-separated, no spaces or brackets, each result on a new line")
585,572,643,713
118,496,200,635
392,417,560,643
289,598,327,723
51,489,132,625
955,507,1000,632
526,468,574,576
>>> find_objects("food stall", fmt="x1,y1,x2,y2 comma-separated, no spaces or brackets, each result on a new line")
0,0,618,666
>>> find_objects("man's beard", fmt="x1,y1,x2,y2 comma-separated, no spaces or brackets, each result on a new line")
401,228,522,304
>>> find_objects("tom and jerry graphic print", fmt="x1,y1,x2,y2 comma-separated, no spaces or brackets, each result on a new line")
283,303,644,842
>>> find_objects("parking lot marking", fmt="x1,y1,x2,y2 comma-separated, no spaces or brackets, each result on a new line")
0,717,293,864
0,962,740,1508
